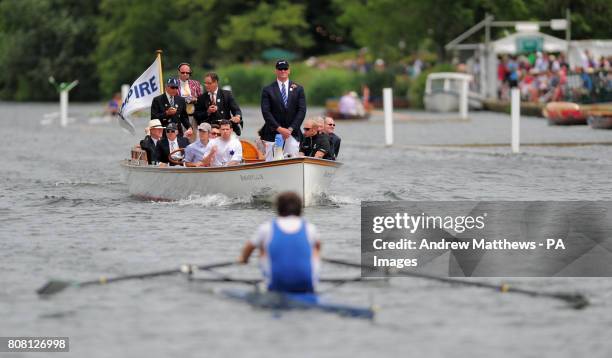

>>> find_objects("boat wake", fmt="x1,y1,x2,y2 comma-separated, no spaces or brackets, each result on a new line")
173,194,238,208
54,179,122,187
315,193,361,206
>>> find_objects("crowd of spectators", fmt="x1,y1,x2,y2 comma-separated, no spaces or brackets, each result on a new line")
497,50,612,103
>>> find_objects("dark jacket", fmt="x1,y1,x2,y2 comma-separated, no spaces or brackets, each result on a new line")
299,133,333,160
151,93,190,136
139,135,161,164
260,80,306,142
156,137,190,165
328,132,341,160
194,89,243,135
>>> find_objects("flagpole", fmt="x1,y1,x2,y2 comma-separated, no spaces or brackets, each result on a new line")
156,49,164,94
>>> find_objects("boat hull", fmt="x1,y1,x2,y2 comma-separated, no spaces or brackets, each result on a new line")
120,157,342,206
543,102,588,125
424,91,483,112
221,288,375,319
588,115,612,129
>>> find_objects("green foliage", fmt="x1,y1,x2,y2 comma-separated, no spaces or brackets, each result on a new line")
1,0,612,101
335,0,477,61
96,0,193,97
305,69,362,105
394,75,411,99
218,2,313,61
216,64,275,104
409,63,455,108
0,0,99,101
364,70,396,99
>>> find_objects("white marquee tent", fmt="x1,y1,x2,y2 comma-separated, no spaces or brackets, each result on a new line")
492,31,568,54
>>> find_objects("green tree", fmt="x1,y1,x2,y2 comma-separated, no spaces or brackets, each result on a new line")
217,1,313,61
334,0,477,61
0,0,99,101
96,0,187,97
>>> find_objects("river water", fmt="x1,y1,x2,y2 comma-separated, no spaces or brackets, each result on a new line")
1,102,611,357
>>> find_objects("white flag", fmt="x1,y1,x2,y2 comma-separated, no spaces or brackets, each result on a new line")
118,56,163,135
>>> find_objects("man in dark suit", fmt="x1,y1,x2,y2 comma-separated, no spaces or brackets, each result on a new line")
151,77,192,138
139,119,164,164
324,116,341,160
155,123,190,166
260,59,306,160
193,72,243,136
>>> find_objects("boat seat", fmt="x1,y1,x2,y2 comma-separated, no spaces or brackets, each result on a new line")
131,146,148,165
240,139,265,163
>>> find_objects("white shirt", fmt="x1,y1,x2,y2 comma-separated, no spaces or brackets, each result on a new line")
168,139,182,159
166,93,175,106
179,80,192,98
210,137,242,166
339,94,358,115
277,79,289,93
208,88,219,102
250,216,318,247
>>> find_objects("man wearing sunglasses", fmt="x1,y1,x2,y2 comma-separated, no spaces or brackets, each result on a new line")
151,77,192,138
155,123,190,166
260,59,306,160
177,63,202,138
298,118,332,160
324,116,340,160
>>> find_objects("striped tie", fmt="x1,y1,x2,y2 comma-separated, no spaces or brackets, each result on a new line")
281,83,287,108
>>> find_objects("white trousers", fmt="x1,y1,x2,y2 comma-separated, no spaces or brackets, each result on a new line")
264,135,300,161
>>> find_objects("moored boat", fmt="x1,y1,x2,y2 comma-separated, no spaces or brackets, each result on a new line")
324,98,371,120
587,111,612,129
423,72,483,112
542,102,588,125
120,154,341,206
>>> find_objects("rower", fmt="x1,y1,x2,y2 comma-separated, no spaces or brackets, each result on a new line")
238,192,321,293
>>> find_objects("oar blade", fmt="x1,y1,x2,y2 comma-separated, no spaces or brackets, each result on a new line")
560,293,590,309
37,280,72,296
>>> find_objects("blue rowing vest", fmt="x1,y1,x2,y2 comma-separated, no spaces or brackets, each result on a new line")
267,219,314,293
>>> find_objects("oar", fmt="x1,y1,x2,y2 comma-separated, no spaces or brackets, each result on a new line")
323,258,589,309
37,261,237,296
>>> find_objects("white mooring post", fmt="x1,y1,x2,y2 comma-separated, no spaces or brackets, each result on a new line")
383,87,393,146
459,77,469,120
60,90,69,127
511,87,520,153
49,77,78,127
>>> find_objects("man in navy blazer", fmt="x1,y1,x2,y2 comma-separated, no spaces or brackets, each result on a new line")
151,77,192,138
260,60,306,160
155,123,190,166
193,72,243,136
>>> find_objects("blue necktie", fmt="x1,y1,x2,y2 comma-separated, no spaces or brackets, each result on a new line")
281,83,288,108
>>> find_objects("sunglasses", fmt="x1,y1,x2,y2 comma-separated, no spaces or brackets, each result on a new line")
328,123,336,127
180,71,192,75
166,129,176,133
303,127,312,131
211,132,220,136
276,68,289,71
169,86,179,89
